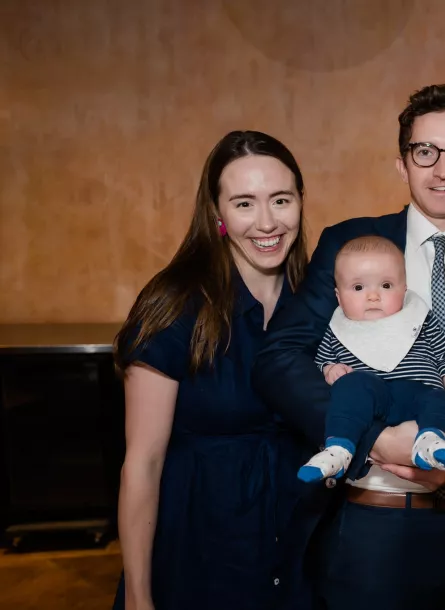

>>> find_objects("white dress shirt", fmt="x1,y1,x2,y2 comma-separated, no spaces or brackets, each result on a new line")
405,202,445,308
350,203,445,493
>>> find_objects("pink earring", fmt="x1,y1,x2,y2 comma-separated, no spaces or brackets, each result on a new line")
217,218,227,237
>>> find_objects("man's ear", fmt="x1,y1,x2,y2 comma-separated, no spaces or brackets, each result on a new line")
396,157,409,184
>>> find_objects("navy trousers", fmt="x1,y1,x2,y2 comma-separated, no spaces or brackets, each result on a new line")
326,372,445,444
317,372,445,609
316,495,445,610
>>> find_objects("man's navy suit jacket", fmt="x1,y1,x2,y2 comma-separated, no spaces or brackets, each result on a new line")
253,207,409,479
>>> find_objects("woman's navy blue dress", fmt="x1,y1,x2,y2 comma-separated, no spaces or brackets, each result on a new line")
113,275,321,610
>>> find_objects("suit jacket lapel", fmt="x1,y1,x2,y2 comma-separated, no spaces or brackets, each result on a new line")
373,206,408,251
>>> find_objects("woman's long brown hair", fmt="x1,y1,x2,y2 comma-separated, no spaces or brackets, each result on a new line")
114,131,307,375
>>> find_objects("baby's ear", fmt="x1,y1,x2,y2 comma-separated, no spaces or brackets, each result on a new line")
334,287,340,304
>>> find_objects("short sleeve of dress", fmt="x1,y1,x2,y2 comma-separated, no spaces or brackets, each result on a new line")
127,313,195,382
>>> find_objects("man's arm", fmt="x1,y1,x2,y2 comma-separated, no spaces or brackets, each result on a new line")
253,227,340,448
253,226,385,476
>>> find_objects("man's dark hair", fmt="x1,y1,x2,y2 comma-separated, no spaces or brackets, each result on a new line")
398,84,445,158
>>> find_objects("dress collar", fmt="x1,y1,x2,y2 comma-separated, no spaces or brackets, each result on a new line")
232,267,292,317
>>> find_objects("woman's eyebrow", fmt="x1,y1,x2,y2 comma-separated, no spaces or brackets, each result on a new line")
229,189,295,201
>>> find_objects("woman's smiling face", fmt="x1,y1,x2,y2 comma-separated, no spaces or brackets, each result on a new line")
217,154,301,275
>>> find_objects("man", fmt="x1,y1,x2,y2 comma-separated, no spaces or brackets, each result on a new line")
253,84,445,609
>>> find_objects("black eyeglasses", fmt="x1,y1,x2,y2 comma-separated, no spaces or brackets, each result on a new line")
408,142,445,167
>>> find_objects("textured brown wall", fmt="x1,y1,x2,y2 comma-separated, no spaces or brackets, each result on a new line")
1,0,444,323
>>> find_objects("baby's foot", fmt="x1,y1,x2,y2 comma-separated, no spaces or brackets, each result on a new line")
412,428,445,470
297,438,355,482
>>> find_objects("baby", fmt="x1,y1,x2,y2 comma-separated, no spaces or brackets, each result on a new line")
298,235,445,483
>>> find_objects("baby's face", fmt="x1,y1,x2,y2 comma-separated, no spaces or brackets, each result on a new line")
335,251,406,321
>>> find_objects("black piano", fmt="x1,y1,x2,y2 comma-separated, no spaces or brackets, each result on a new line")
0,323,125,546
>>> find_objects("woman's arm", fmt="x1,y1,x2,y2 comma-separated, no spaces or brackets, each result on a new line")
118,364,177,610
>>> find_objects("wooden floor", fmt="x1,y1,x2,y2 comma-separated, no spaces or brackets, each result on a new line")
0,539,122,610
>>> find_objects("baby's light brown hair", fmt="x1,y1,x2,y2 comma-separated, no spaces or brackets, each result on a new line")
334,236,406,284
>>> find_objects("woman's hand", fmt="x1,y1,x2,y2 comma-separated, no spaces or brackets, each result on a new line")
125,590,156,610
126,602,156,610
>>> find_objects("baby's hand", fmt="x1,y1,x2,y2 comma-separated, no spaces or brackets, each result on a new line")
323,363,354,385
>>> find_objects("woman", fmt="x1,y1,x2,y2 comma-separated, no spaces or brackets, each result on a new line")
113,131,318,610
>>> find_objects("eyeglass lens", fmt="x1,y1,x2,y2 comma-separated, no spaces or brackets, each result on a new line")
411,143,440,167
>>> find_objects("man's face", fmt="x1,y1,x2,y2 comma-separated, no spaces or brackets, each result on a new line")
397,111,445,229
